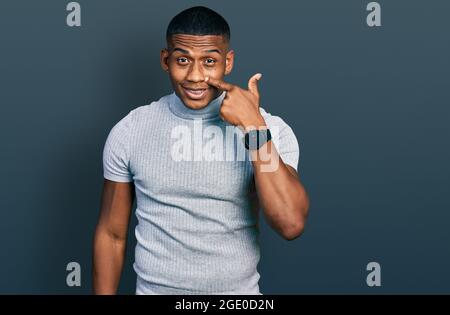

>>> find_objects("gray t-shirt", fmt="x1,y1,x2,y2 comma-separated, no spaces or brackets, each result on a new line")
103,91,300,294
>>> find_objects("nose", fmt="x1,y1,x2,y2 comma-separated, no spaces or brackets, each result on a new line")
186,61,205,83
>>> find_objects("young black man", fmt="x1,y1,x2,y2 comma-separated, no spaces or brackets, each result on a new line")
93,6,309,295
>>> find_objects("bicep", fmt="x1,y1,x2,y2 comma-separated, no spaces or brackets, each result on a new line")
97,179,135,241
285,164,299,179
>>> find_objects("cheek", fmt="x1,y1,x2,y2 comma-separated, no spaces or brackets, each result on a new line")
204,64,226,77
168,67,187,82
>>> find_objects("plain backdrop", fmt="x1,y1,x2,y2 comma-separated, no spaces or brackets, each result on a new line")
0,0,449,294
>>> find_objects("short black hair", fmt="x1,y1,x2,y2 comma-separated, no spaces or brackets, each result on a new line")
166,6,230,43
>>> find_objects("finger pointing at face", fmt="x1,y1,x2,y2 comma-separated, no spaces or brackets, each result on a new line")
205,77,234,91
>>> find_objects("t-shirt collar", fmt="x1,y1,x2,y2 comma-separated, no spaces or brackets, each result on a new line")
168,90,226,120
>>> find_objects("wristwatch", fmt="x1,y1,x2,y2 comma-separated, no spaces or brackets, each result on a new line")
243,128,272,150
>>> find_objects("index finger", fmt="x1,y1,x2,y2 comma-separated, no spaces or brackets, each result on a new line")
205,77,234,91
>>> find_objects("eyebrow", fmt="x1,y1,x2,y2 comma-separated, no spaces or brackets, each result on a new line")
172,47,221,54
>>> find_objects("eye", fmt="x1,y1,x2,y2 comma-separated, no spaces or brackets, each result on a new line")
176,57,189,65
204,58,216,66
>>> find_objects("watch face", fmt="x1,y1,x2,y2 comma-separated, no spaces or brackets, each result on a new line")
244,129,271,150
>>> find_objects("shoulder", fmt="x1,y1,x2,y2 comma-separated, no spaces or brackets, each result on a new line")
259,106,295,134
133,93,172,117
258,106,300,171
109,93,172,132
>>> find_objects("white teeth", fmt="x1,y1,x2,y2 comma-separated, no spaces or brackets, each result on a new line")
186,89,205,95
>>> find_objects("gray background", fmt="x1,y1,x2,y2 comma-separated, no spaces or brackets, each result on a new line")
0,0,449,294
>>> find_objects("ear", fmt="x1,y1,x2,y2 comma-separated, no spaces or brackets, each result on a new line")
160,48,169,72
224,50,234,75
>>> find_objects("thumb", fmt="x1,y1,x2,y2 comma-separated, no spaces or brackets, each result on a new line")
248,73,262,97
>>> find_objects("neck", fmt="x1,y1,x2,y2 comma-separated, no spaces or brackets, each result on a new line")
169,91,226,120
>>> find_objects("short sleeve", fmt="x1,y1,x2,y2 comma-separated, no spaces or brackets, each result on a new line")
260,108,300,172
102,112,134,182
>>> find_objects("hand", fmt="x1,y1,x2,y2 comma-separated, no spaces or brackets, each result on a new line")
205,73,267,131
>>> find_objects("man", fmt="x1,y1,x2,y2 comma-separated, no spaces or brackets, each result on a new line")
93,6,309,295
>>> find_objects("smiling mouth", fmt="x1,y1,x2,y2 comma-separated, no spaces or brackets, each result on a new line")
182,86,208,100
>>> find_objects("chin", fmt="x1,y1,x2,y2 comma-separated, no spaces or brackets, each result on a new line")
183,99,210,110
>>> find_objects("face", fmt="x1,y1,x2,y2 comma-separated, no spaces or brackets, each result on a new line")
161,34,234,109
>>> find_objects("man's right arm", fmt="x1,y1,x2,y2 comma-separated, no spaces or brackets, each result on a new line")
92,179,135,295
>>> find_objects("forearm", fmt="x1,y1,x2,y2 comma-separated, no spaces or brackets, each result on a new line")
251,140,309,240
92,225,127,294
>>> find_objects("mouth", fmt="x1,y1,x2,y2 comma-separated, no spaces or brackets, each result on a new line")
182,86,209,100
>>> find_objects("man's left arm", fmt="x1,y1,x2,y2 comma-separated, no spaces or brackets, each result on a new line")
205,73,310,241
249,134,309,241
